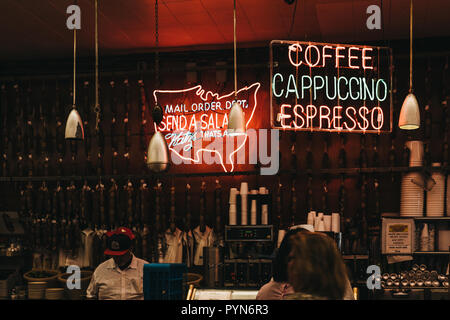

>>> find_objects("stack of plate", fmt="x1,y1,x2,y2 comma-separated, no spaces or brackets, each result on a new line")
45,288,64,300
426,165,445,217
28,282,47,300
447,175,450,217
400,172,424,217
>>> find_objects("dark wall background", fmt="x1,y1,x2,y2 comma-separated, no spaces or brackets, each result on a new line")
0,38,449,258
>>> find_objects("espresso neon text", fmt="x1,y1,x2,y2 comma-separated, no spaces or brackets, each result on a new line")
277,103,384,131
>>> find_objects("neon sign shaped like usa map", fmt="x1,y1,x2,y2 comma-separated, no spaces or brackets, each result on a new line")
153,82,261,172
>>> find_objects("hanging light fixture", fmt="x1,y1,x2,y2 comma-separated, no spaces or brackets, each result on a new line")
147,131,169,172
93,0,101,134
398,0,420,130
227,0,246,136
65,2,84,140
147,0,169,172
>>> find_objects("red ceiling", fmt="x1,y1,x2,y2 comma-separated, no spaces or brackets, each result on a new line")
1,0,449,60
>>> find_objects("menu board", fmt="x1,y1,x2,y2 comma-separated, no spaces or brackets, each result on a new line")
382,218,414,254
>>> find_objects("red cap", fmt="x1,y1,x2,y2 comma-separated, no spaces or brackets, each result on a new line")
104,227,135,256
113,227,135,240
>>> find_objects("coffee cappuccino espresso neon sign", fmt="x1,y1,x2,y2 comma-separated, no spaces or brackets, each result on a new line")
270,40,392,133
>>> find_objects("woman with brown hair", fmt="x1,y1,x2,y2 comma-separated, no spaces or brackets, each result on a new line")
286,232,349,300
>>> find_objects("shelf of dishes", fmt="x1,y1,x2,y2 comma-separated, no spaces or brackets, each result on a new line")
380,264,449,290
400,163,449,218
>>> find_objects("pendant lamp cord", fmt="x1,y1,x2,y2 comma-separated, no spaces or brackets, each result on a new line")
72,18,77,108
233,0,237,100
409,0,413,93
94,0,101,131
155,0,159,94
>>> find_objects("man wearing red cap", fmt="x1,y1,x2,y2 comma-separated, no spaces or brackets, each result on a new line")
86,227,149,300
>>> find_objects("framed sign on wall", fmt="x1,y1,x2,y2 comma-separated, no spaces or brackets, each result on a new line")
270,40,393,133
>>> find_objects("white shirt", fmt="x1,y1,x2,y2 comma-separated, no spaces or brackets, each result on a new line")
163,228,183,264
86,254,149,300
193,226,214,266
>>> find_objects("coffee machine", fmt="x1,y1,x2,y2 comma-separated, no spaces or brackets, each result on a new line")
222,225,274,288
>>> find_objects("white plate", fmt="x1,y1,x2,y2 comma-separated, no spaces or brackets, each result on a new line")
400,211,423,214
401,196,424,199
401,195,424,197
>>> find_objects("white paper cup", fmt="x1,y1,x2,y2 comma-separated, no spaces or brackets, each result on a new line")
229,188,239,204
323,215,332,231
250,190,258,225
405,140,424,166
331,213,340,233
307,211,316,226
317,220,325,232
229,204,237,225
240,182,249,195
438,230,450,251
277,230,286,248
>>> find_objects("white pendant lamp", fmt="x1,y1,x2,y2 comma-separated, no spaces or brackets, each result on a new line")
399,93,420,130
227,0,246,136
147,0,169,172
228,102,246,136
65,108,84,139
65,15,84,140
146,131,169,172
398,0,420,130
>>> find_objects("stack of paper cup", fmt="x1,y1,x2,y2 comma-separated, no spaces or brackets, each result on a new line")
426,163,445,217
240,182,249,225
307,211,316,226
331,213,340,233
316,219,325,232
400,172,425,217
250,190,258,225
277,229,286,248
323,215,332,232
438,230,450,251
447,175,450,217
259,187,269,225
420,223,429,251
314,213,324,231
229,188,239,225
